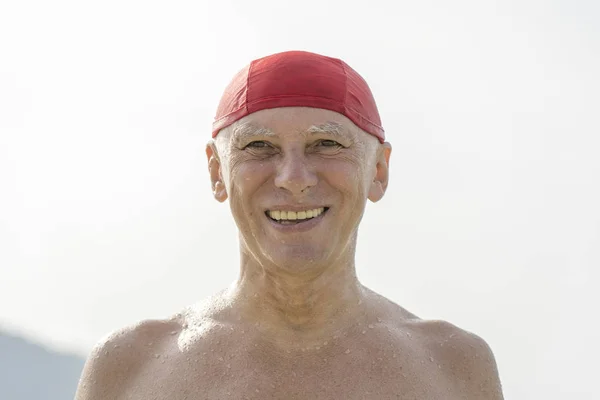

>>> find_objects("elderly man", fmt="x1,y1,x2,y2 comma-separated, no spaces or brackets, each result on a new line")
76,51,504,399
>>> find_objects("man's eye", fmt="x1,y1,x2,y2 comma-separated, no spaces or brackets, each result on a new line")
318,140,342,147
245,141,270,149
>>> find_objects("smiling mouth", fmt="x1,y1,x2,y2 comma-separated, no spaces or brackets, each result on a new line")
265,207,329,225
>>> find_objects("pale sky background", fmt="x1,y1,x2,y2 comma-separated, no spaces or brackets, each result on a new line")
0,0,599,398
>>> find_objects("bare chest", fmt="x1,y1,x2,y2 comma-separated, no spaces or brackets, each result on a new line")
125,331,461,400
129,359,452,399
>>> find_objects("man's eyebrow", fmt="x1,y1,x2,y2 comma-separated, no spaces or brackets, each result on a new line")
304,122,347,138
231,123,276,140
231,121,351,141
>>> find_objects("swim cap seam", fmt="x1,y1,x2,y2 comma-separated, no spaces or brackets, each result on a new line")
245,60,253,118
340,59,350,128
213,106,247,125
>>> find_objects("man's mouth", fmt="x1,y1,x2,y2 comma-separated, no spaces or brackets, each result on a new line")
265,207,329,225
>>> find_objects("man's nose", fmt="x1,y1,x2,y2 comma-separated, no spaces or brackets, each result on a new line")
274,150,318,195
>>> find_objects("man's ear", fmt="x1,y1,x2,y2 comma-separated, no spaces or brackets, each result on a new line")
368,142,392,203
206,141,228,203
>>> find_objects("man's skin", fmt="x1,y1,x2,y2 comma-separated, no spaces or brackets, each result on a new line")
75,107,504,399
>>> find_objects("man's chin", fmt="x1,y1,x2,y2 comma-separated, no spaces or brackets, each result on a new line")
263,246,333,271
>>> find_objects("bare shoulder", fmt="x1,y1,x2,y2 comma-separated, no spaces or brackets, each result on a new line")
366,290,504,399
75,315,184,400
406,319,504,399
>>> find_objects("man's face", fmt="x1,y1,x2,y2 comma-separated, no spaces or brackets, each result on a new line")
207,107,391,272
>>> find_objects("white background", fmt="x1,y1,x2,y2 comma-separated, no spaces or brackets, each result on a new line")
1,0,599,398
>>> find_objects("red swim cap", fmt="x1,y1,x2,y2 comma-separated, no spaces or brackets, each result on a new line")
212,51,385,143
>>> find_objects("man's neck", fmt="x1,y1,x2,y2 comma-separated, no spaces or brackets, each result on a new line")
223,251,369,349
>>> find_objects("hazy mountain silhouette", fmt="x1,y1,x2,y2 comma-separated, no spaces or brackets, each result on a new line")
0,329,85,400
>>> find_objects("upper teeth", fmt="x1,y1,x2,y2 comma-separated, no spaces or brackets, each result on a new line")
268,207,325,221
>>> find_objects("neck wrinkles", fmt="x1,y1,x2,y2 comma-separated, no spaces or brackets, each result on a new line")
226,247,368,347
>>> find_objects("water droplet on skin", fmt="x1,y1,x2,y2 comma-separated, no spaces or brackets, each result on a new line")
345,349,351,354
255,389,260,393
362,330,366,334
227,363,231,369
377,317,382,323
429,356,434,362
368,324,374,329
392,353,397,358
218,356,224,361
170,331,178,335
